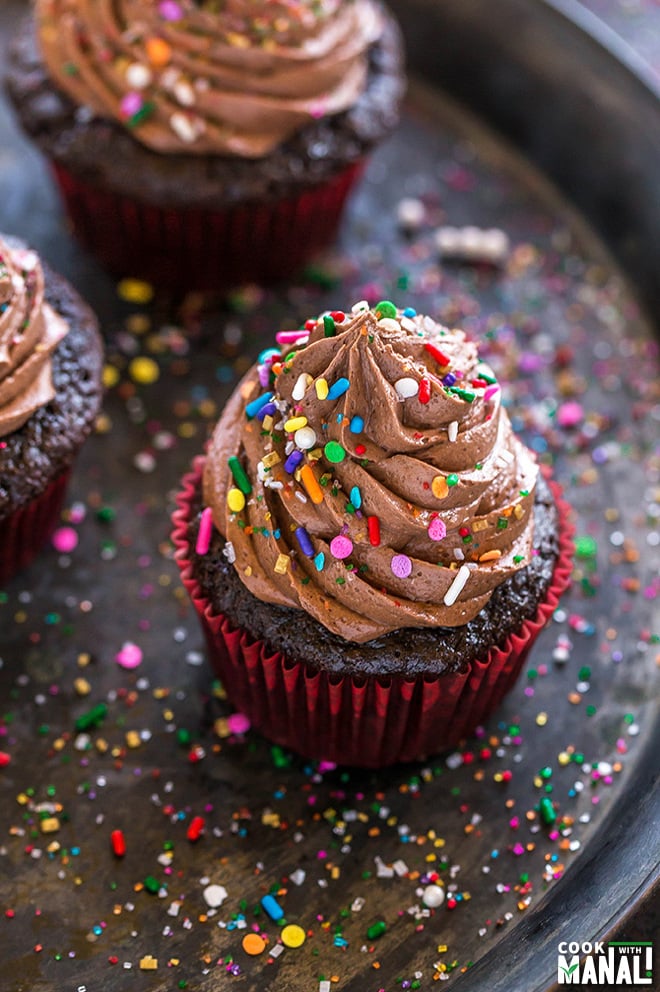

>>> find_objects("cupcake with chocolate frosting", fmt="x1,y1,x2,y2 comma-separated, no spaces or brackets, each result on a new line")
173,301,573,766
0,235,103,584
6,1,405,291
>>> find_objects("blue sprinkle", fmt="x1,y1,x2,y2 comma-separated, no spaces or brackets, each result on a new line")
350,415,364,433
295,527,315,558
350,486,362,510
257,402,277,422
442,373,457,387
273,529,281,540
327,377,350,400
246,391,274,419
314,552,325,571
258,347,280,364
336,413,343,423
403,307,417,317
261,894,284,921
284,450,304,474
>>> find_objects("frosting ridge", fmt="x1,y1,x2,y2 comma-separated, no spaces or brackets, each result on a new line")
0,238,69,438
203,303,541,643
36,0,384,157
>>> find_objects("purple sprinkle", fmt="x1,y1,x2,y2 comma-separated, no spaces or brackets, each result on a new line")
391,554,412,578
284,450,304,474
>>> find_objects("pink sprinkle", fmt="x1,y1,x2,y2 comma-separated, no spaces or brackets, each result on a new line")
512,843,525,856
120,92,143,118
227,712,251,735
159,0,183,20
276,330,310,345
196,507,213,555
557,401,584,428
318,761,337,773
427,517,447,542
115,643,143,669
52,526,78,553
484,385,500,402
330,535,353,560
391,554,412,578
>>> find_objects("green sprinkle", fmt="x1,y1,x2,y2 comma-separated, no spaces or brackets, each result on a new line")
127,100,155,128
323,315,336,337
228,456,252,495
448,386,476,402
447,474,459,487
74,703,107,732
375,300,397,319
575,535,598,559
324,441,346,464
143,875,160,894
366,920,387,939
539,797,556,825
497,518,508,530
578,666,591,681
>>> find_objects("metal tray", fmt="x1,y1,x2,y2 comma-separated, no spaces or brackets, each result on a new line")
0,2,658,991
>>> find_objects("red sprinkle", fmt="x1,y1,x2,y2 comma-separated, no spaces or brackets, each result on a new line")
187,816,205,842
424,343,451,367
355,444,367,456
418,378,431,404
0,752,11,767
110,829,126,858
330,311,346,323
367,516,381,547
305,318,316,331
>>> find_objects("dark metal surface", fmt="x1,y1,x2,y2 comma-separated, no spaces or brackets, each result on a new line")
0,2,658,991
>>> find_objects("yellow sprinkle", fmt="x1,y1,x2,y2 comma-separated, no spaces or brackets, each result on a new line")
284,416,308,432
472,519,489,532
315,378,329,400
536,712,548,727
432,476,449,499
129,356,160,385
73,678,91,696
479,549,502,562
274,554,290,575
514,504,524,519
125,730,141,749
262,415,273,431
558,751,571,766
227,488,246,513
102,365,120,388
281,924,306,948
261,451,281,469
40,817,60,834
118,278,154,304
139,955,158,971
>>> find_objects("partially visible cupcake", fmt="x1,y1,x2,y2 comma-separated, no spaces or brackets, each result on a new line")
172,301,573,767
0,235,103,585
6,1,405,292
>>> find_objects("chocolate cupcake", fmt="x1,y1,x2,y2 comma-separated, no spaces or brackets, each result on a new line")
0,236,103,584
172,302,573,766
6,1,405,292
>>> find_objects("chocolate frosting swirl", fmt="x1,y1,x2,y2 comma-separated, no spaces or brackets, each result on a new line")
0,238,69,438
36,0,383,157
203,304,540,643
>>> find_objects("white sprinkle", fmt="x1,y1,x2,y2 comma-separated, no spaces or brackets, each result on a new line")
453,548,465,560
222,542,236,564
351,300,370,313
448,421,459,442
289,869,306,886
294,426,317,450
378,317,401,332
203,884,227,908
497,449,514,464
394,377,419,399
125,63,152,89
294,490,308,503
422,884,445,908
400,316,417,333
169,112,203,144
351,897,365,912
444,565,471,606
174,80,196,106
393,859,409,877
292,373,310,402
397,197,426,230
270,944,284,958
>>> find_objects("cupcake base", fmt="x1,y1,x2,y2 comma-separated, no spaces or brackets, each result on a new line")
0,470,70,586
173,458,574,767
51,161,364,291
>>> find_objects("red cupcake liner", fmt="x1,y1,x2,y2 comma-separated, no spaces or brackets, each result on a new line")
0,469,71,586
172,457,574,767
50,161,365,292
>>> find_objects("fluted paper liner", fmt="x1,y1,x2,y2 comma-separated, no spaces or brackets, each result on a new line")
0,469,71,585
51,161,365,292
173,457,574,767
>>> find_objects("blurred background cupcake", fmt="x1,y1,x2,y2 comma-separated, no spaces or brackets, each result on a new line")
0,234,103,584
172,301,574,767
5,1,405,293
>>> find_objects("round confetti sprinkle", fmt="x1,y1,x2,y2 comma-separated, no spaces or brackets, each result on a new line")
375,300,397,318
52,527,78,553
324,441,346,463
422,885,445,908
227,713,251,735
391,554,413,578
115,643,143,669
242,933,266,956
281,924,306,948
295,427,317,450
428,517,447,541
330,535,353,560
394,377,419,399
203,884,228,908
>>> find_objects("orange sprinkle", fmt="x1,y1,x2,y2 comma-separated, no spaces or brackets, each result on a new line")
300,464,324,504
146,38,172,66
242,933,266,956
